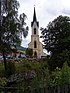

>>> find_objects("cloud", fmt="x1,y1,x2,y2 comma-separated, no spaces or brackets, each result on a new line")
62,8,70,15
21,39,29,48
18,0,70,47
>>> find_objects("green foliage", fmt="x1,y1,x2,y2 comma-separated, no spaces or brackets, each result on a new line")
61,62,70,84
41,15,70,69
0,0,28,71
0,63,5,77
50,62,70,86
26,48,33,57
0,1,28,51
59,49,70,66
1,59,70,90
0,77,8,87
0,77,8,93
41,15,70,54
6,61,16,77
11,59,50,89
48,62,70,86
17,60,50,88
50,67,62,86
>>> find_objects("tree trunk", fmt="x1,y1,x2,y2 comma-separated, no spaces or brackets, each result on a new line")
2,51,7,71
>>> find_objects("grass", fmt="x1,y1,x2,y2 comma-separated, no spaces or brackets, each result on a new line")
0,62,5,77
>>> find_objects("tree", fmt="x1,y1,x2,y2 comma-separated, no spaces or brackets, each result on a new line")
0,0,28,71
26,48,33,57
61,62,70,84
41,15,70,69
50,67,62,86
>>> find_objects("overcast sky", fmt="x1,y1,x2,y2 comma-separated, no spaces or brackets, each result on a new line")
18,0,70,48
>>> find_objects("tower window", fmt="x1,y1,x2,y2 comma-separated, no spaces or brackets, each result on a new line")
34,41,37,48
34,28,36,34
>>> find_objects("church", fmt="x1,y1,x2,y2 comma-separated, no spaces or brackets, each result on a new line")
28,7,44,58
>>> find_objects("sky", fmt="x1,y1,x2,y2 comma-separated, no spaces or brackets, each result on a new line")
18,0,70,50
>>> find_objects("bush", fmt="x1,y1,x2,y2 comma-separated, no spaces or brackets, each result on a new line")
6,61,16,77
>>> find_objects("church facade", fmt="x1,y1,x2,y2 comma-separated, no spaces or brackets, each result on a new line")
28,7,44,58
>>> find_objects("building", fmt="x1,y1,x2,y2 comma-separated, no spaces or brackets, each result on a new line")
28,7,44,58
11,45,26,58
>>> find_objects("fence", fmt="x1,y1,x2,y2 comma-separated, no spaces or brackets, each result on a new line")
0,84,70,93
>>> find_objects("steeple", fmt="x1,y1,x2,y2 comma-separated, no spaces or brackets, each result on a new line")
28,5,44,58
31,6,39,27
33,6,37,22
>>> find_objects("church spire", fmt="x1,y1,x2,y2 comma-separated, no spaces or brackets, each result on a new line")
33,6,37,22
31,6,39,27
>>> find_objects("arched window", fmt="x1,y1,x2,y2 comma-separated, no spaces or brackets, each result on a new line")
34,51,37,57
34,28,36,34
34,41,37,48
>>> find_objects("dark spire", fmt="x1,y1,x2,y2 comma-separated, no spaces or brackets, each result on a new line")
33,6,37,22
31,6,39,27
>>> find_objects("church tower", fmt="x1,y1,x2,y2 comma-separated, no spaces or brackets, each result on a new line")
28,7,44,58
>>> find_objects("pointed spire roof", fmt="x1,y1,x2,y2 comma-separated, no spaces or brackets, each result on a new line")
33,6,37,22
31,6,39,27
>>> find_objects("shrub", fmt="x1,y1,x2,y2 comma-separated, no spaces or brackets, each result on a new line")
6,61,15,77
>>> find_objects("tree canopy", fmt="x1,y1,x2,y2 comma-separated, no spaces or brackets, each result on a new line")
0,0,28,70
0,0,28,51
41,15,70,55
26,48,33,57
41,15,70,69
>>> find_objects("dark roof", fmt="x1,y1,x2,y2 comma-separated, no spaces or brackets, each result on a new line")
33,7,37,22
16,45,26,51
31,7,39,27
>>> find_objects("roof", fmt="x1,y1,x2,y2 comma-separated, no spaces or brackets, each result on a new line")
33,6,37,22
16,45,26,51
31,6,39,27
